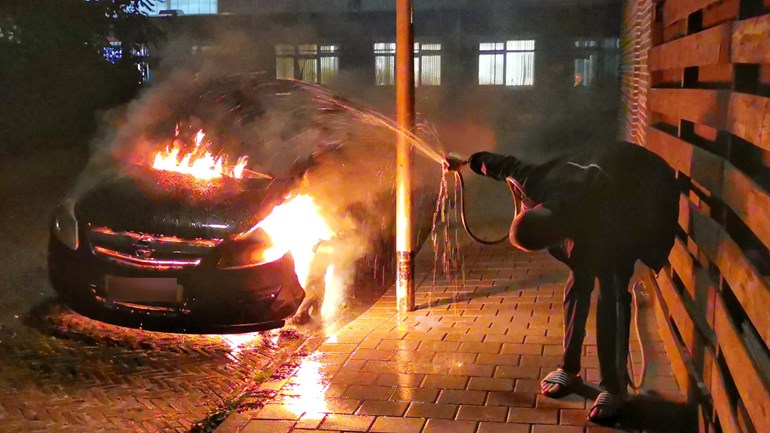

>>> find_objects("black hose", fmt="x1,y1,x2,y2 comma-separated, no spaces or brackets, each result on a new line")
453,170,521,245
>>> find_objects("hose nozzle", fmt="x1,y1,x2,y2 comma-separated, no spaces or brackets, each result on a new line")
443,152,469,172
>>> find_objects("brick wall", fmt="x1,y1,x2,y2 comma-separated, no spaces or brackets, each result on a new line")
623,1,770,432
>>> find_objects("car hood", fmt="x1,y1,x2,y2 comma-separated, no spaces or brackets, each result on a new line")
75,165,295,240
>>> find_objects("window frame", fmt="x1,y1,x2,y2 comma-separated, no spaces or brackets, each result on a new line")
478,39,536,87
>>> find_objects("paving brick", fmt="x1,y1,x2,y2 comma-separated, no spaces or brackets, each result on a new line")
457,342,502,354
241,420,295,433
508,406,560,426
322,398,362,414
456,405,508,422
536,394,586,409
350,349,395,361
494,365,541,379
404,403,458,419
375,373,424,387
318,343,359,354
421,375,469,389
417,341,461,352
502,343,544,355
476,354,522,366
477,422,531,433
486,391,537,407
356,401,409,417
318,414,374,432
390,387,439,403
559,409,589,426
448,364,496,377
294,413,327,430
483,334,526,343
515,378,544,393
370,416,425,433
467,377,515,392
444,331,485,342
252,404,301,420
376,340,420,351
437,389,487,405
531,425,585,433
422,418,478,433
343,385,394,401
332,371,378,385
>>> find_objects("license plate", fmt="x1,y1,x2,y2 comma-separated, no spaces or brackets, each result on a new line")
105,276,182,303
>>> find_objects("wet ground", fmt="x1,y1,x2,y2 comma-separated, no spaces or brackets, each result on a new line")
0,150,334,432
0,149,691,433
214,243,691,433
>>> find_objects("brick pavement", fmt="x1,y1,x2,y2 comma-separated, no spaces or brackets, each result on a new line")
216,242,687,433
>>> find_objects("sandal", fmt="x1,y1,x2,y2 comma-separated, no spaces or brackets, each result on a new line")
540,368,582,399
588,391,626,422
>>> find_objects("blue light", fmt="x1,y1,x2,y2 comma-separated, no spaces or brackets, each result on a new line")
103,46,123,64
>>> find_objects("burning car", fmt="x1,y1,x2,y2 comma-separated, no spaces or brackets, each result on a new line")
48,77,438,333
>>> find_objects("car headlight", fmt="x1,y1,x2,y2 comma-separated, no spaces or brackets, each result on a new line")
217,228,286,270
52,199,79,251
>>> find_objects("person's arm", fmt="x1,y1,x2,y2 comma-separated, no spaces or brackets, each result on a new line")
469,151,530,183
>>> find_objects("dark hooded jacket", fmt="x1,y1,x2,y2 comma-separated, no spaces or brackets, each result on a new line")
469,141,679,274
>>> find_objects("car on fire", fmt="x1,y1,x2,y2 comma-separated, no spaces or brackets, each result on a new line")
48,77,437,333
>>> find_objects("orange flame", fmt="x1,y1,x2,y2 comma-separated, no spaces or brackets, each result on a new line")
151,129,248,180
257,195,334,287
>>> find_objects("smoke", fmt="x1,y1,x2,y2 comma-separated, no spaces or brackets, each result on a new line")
72,27,446,322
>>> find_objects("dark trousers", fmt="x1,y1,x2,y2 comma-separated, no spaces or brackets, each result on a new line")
558,260,634,394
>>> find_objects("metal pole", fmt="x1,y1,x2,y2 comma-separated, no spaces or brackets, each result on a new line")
396,0,415,313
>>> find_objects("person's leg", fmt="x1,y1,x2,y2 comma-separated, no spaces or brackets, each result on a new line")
596,262,633,393
561,268,595,374
541,267,594,397
591,260,634,420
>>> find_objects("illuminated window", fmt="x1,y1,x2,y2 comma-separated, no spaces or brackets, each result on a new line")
415,43,441,86
374,42,396,86
275,44,340,84
479,40,535,86
146,0,217,15
375,42,441,86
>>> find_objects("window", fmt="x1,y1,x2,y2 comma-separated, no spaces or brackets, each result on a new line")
275,44,340,84
415,43,441,86
573,38,620,87
375,42,442,86
146,0,218,15
478,40,535,86
374,42,396,86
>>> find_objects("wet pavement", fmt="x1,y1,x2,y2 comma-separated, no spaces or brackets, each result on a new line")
1,151,688,433
215,242,688,433
0,150,325,432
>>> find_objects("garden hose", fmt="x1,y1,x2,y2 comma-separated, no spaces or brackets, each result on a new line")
452,170,522,245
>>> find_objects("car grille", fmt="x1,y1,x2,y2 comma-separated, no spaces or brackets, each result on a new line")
88,226,222,270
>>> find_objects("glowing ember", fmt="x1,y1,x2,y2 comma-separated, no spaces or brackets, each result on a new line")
257,195,335,288
151,129,248,180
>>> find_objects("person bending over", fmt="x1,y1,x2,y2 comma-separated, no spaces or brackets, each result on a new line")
445,141,678,422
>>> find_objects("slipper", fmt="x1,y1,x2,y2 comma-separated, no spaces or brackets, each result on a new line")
588,391,626,422
540,368,582,399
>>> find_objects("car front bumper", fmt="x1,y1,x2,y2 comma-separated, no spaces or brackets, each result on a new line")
48,233,305,333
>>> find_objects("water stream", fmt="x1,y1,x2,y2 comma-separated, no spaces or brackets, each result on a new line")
291,81,467,292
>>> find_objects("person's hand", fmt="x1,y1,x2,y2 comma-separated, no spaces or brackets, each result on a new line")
443,152,469,172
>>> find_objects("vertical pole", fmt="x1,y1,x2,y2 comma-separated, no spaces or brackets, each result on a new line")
396,0,415,313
